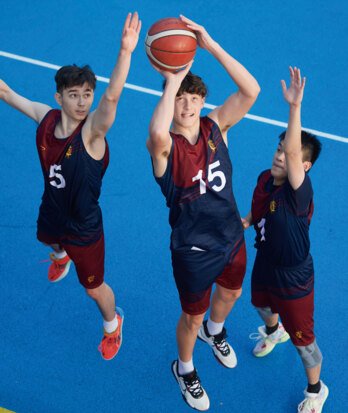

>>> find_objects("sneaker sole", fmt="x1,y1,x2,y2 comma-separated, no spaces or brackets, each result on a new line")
171,361,210,411
100,307,124,361
49,260,71,283
253,333,290,358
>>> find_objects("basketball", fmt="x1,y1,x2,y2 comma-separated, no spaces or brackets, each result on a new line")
145,17,197,72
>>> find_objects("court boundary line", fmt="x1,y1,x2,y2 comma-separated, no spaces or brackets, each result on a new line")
1,50,347,143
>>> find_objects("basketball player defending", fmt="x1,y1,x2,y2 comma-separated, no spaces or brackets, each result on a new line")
147,15,260,410
243,67,328,412
0,12,141,360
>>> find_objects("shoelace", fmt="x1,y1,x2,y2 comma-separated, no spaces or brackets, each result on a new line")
98,334,118,353
214,337,230,355
184,373,203,397
213,329,230,355
298,396,319,412
249,332,262,341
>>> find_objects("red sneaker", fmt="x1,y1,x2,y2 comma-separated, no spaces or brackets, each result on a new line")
98,307,124,361
48,253,71,282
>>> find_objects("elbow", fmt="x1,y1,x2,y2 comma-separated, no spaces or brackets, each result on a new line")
149,129,168,145
240,82,261,102
249,82,261,100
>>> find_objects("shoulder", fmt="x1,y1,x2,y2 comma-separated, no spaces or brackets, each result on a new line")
257,169,272,184
285,173,313,194
37,109,61,130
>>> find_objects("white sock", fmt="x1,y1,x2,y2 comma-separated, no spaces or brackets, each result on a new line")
178,358,194,375
103,313,118,334
207,318,225,336
53,249,67,259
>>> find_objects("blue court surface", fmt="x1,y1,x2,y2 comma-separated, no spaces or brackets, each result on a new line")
1,1,347,412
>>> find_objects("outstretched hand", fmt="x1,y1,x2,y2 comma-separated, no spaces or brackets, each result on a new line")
281,66,306,106
180,15,215,51
121,12,142,53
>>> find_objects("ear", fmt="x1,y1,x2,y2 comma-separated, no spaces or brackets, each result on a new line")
303,161,312,172
201,96,205,108
54,92,62,106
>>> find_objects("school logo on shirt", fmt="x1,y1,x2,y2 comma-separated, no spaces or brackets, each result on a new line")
65,145,73,158
295,330,303,339
88,275,95,283
40,145,46,151
270,200,276,213
208,139,216,152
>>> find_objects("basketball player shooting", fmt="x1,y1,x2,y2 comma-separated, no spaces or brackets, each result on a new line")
146,14,260,411
0,12,141,361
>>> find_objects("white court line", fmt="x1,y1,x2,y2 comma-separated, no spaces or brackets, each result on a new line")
1,50,347,143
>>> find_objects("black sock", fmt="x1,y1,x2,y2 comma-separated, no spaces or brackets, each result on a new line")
307,381,321,394
265,322,279,335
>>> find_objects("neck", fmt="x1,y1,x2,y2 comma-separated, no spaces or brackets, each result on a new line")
55,112,81,139
273,177,286,186
171,122,200,145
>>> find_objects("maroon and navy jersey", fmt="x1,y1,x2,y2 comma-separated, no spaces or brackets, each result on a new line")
251,169,314,266
155,116,244,256
36,109,109,246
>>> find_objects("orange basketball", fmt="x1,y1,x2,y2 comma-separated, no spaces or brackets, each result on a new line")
145,17,197,72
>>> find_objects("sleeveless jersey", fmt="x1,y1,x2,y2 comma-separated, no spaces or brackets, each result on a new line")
155,116,244,257
251,169,314,266
36,109,109,246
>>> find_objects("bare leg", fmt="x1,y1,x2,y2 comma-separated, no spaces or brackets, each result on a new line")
210,285,242,323
86,282,116,322
177,311,205,362
306,364,322,385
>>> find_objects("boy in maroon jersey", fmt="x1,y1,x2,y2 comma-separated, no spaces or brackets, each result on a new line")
0,12,141,360
147,15,260,411
243,67,328,412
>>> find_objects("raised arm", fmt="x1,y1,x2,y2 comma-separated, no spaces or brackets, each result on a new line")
85,12,141,148
147,63,192,177
281,66,306,190
180,15,260,138
0,79,51,124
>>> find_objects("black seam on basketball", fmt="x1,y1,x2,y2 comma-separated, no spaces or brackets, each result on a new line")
146,46,196,54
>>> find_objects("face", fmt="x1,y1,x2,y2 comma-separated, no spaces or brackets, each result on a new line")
173,92,205,128
55,82,94,121
271,141,312,184
271,141,288,184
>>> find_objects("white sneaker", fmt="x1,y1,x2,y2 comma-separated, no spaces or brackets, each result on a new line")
298,381,329,412
250,323,290,357
171,360,210,411
197,320,237,368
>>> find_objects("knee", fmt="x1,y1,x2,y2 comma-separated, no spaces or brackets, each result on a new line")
220,287,242,303
85,283,103,301
181,313,204,332
295,340,323,369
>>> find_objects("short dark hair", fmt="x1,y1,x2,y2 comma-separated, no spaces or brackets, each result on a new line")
55,64,97,93
162,71,208,98
279,130,322,165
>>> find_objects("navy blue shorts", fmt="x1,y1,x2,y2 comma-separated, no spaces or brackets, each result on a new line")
172,241,246,315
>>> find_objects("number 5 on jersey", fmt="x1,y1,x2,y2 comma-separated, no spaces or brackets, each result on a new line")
49,164,66,189
192,160,226,195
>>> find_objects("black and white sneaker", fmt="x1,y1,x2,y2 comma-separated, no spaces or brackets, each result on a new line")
197,320,237,368
171,360,210,411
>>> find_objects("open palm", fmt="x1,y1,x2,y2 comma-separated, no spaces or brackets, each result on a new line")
121,12,141,53
281,66,306,106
